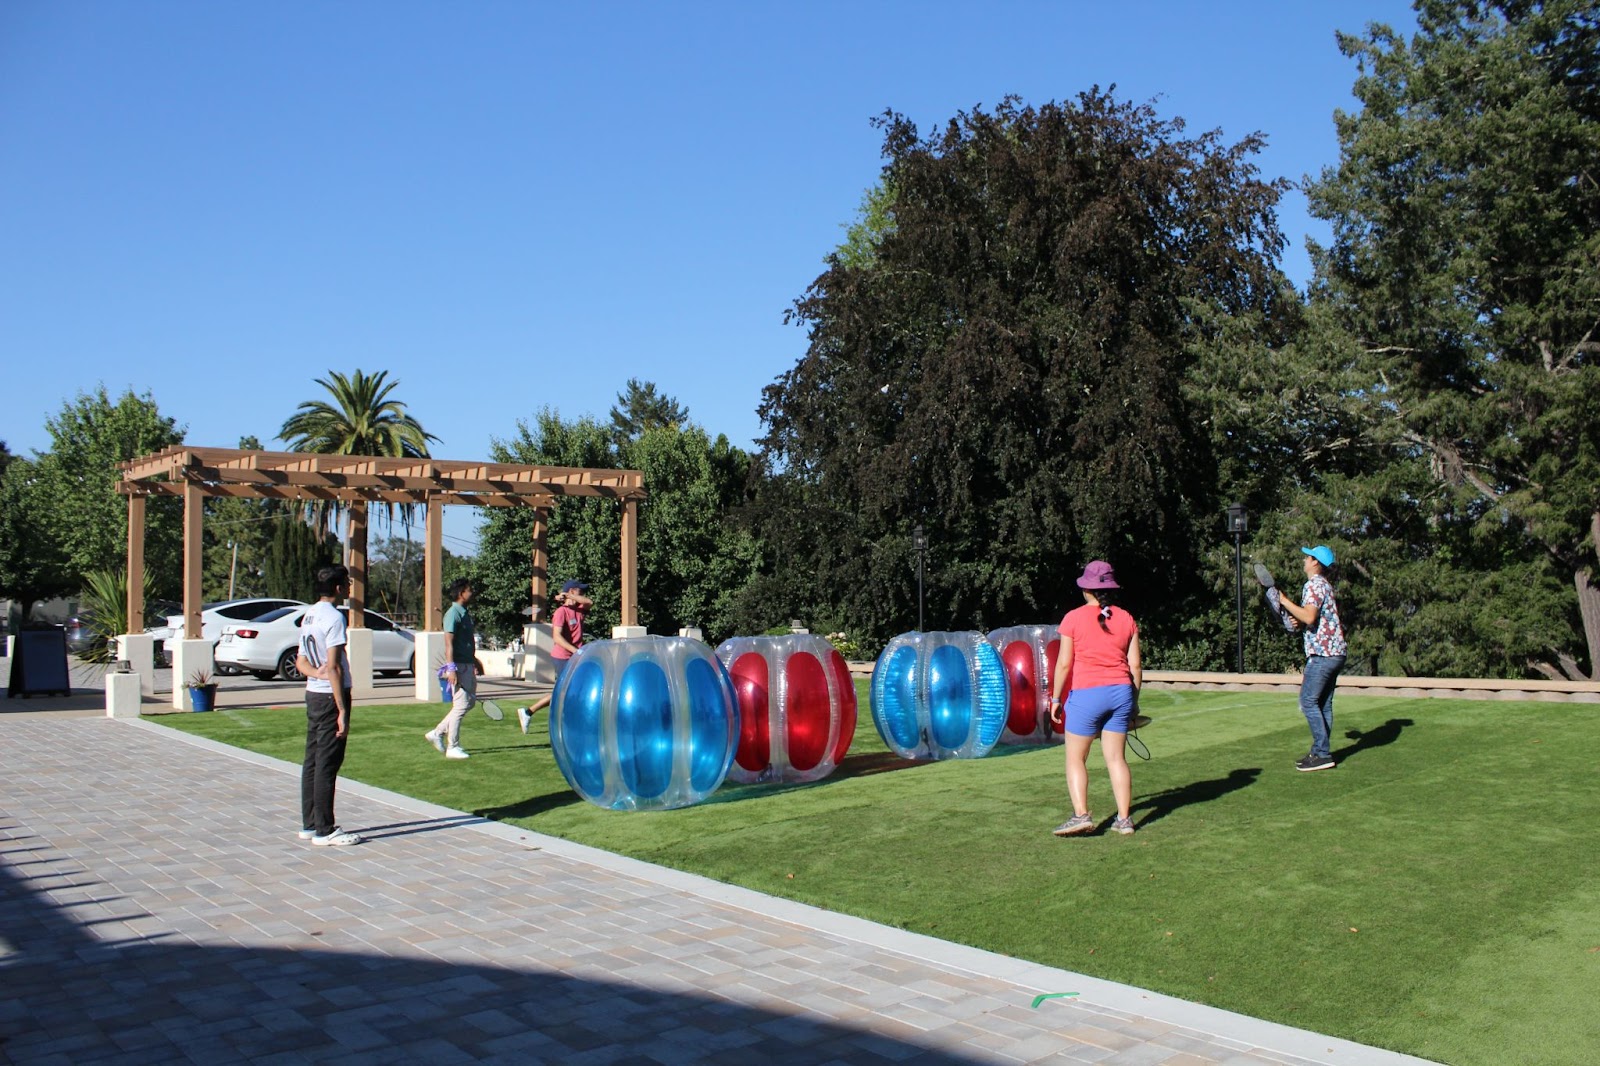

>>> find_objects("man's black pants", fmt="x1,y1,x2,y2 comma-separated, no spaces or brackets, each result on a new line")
302,690,352,836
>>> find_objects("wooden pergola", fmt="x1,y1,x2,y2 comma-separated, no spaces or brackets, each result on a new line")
116,446,646,640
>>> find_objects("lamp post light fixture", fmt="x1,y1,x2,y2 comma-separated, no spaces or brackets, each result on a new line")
911,523,927,632
1226,502,1249,673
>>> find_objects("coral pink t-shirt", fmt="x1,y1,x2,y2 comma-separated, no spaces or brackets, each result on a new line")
551,604,584,661
1057,604,1137,690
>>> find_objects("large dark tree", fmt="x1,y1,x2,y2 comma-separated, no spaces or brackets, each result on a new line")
755,93,1288,647
1306,0,1600,678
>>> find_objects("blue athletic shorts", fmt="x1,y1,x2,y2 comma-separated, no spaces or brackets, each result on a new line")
1064,683,1137,737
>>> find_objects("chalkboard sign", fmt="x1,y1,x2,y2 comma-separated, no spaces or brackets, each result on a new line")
8,628,72,697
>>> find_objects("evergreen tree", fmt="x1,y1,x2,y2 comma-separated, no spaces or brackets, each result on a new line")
756,93,1288,646
1305,0,1600,677
263,514,339,603
609,379,689,449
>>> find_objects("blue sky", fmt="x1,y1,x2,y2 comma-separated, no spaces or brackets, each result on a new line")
1,1,1417,553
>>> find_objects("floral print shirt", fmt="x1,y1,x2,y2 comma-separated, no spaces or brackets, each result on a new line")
1301,573,1347,658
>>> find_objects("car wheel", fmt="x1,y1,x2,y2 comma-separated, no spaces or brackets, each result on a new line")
379,670,400,678
277,648,304,683
407,654,415,676
251,671,276,681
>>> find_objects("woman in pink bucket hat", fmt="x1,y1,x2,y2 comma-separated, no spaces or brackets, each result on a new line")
1046,560,1143,837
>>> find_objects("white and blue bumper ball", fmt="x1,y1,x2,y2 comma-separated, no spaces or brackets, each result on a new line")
869,631,1008,760
549,636,739,811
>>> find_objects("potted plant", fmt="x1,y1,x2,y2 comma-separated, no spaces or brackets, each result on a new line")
187,669,218,713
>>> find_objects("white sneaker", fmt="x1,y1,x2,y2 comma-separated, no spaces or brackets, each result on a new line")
424,730,445,754
297,828,316,840
517,707,532,734
311,828,363,846
445,746,470,760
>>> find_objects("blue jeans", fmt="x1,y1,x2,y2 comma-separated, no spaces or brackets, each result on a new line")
1300,655,1345,758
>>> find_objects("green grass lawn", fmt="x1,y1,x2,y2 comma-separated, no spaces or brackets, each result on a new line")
157,686,1600,1065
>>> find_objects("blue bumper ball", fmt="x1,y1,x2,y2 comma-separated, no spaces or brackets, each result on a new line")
549,635,739,811
869,631,1007,760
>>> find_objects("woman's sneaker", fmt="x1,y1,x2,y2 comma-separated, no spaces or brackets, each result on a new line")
1111,816,1135,835
1052,813,1094,836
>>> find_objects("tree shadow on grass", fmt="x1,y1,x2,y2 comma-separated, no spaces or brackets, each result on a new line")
1129,767,1262,829
1331,718,1414,765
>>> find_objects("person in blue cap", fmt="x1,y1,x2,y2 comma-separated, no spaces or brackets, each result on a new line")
518,579,591,732
1278,545,1346,772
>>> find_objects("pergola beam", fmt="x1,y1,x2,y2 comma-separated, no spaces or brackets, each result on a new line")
119,445,644,498
117,482,558,508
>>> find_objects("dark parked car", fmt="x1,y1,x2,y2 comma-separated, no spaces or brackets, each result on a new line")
63,616,103,656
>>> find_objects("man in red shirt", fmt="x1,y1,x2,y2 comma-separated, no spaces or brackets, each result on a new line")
518,580,590,733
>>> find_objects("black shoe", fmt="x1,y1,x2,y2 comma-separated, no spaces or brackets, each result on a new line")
1296,754,1335,772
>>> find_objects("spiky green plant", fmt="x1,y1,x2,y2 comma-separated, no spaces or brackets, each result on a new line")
77,568,150,663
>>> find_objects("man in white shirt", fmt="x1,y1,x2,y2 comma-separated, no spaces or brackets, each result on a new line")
298,565,362,845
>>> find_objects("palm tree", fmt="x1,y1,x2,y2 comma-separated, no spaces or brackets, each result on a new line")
280,369,436,459
279,368,439,537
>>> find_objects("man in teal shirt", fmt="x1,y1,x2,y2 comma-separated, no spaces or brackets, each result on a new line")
425,578,478,760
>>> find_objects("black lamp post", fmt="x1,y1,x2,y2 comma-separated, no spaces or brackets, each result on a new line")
1226,502,1249,673
911,524,927,632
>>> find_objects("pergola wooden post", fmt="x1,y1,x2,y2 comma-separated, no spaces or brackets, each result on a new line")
530,507,548,621
125,495,145,636
182,476,203,639
621,498,639,627
425,496,443,631
117,447,646,698
347,502,367,628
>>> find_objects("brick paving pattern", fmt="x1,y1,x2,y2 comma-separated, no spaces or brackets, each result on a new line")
0,719,1431,1065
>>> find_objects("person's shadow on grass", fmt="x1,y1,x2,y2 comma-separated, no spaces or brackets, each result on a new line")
1330,717,1414,764
475,789,583,820
1129,767,1261,829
